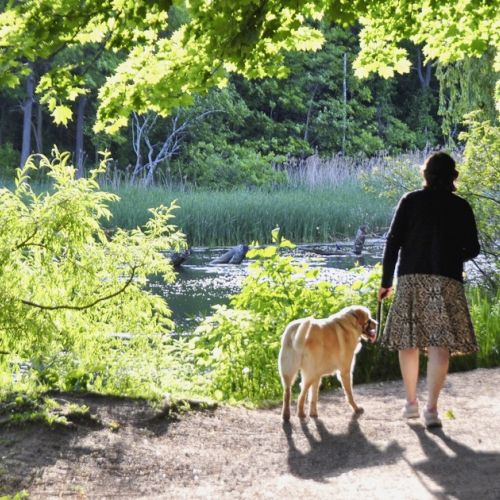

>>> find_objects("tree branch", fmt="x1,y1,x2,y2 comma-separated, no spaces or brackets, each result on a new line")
467,192,500,205
21,265,138,311
15,226,38,250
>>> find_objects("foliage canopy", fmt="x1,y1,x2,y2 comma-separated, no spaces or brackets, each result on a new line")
0,0,497,132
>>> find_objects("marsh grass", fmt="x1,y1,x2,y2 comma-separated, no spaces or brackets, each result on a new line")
105,181,392,246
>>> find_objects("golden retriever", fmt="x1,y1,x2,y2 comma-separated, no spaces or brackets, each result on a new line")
278,305,377,420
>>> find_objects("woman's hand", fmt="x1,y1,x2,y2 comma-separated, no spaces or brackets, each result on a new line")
378,287,392,302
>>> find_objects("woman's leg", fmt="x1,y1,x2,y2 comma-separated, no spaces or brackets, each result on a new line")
398,348,420,403
426,346,450,411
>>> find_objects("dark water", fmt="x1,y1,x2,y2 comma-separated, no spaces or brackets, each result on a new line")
148,239,386,331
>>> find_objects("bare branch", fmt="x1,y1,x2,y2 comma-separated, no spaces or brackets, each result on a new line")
466,192,500,205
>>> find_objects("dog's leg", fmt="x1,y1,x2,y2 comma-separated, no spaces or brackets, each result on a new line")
281,375,293,421
308,378,321,418
339,370,363,414
297,378,312,419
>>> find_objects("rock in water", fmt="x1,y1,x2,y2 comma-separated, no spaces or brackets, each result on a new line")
211,244,249,264
169,248,191,267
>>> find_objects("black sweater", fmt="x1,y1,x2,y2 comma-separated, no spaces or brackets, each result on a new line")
381,189,480,288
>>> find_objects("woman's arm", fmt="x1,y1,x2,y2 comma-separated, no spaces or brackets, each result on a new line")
461,202,480,261
381,194,409,288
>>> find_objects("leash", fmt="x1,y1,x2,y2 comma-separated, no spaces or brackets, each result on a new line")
376,299,384,341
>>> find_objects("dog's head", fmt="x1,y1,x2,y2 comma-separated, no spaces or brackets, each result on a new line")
349,306,377,343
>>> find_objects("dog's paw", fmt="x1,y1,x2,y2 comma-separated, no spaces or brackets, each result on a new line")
282,412,291,422
354,406,364,415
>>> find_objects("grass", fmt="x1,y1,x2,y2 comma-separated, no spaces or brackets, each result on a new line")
427,284,500,373
104,181,393,246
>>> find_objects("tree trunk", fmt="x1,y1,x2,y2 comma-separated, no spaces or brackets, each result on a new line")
416,48,433,90
20,67,34,167
75,95,88,178
0,99,5,146
342,52,348,155
304,83,318,144
32,100,43,154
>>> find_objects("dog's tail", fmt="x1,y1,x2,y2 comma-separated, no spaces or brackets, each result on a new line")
278,319,311,386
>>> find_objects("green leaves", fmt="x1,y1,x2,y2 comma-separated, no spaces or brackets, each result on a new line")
0,149,186,399
0,0,497,135
52,105,73,126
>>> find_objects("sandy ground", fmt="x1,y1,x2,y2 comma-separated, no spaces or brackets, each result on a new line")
1,367,499,499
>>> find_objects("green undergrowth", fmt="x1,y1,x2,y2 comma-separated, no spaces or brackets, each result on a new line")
0,226,498,409
0,392,92,427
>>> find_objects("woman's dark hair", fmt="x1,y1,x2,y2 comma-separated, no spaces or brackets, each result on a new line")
421,152,458,191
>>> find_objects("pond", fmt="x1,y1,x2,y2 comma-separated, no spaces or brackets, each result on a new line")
150,239,386,332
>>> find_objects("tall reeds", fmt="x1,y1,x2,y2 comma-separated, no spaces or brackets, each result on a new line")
105,182,392,246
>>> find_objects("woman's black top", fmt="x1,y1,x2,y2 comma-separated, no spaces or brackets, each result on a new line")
381,189,480,288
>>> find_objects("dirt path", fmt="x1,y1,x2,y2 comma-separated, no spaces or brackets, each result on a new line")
1,368,499,499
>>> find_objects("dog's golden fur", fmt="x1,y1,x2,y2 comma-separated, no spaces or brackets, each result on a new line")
278,305,377,420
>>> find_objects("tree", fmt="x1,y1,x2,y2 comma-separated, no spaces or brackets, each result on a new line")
458,115,500,271
1,1,496,134
130,105,221,186
20,67,34,167
436,50,498,143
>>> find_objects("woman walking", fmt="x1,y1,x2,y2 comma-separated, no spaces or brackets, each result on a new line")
378,152,480,428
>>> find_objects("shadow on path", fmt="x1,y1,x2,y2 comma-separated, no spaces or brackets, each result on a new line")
283,414,403,481
408,425,500,500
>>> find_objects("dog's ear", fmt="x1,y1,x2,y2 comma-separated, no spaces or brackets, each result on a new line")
350,307,368,327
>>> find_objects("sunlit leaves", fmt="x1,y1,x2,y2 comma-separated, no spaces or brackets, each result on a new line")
0,0,497,131
0,149,186,360
356,0,499,78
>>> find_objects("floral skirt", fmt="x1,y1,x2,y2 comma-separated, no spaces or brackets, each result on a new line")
380,274,478,355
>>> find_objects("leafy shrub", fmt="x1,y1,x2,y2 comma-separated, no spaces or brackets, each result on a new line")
172,141,287,189
185,230,397,403
360,155,422,204
0,148,190,400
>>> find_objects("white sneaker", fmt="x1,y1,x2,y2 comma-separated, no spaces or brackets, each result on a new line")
423,408,442,428
402,401,420,419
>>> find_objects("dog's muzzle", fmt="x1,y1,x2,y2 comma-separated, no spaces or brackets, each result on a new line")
362,319,377,343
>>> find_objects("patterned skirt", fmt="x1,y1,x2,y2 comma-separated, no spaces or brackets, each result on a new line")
380,274,478,355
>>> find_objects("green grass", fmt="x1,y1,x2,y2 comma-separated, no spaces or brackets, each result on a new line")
446,285,500,372
105,181,393,246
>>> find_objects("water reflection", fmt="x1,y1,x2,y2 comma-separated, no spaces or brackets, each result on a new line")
149,239,385,331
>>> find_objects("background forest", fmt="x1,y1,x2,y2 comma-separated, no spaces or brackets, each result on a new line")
1,12,496,189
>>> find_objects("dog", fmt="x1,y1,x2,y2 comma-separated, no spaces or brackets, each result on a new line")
278,305,377,420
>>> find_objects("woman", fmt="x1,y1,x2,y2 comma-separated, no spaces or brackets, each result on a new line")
378,152,480,428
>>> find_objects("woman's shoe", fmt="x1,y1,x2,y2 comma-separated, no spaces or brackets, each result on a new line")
402,401,420,419
423,408,442,428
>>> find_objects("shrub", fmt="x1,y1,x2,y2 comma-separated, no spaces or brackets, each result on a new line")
171,141,287,189
0,149,188,400
184,230,396,403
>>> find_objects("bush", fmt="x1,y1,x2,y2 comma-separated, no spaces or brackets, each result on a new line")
172,141,287,189
0,149,189,400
